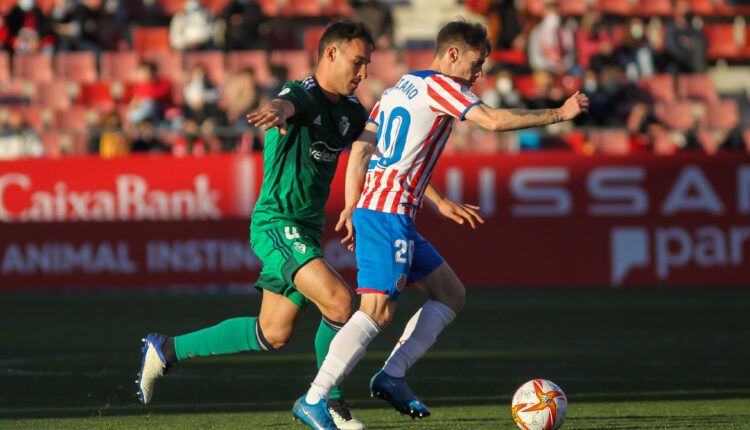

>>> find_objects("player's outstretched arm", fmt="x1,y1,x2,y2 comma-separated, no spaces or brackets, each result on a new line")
424,184,485,229
246,99,296,135
465,91,589,132
336,122,378,251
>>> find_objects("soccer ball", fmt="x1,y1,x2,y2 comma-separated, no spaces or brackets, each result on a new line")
511,379,567,430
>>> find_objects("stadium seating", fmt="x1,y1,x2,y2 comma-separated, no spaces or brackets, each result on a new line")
100,51,141,83
55,52,98,84
706,99,741,130
37,81,73,111
704,24,739,60
269,50,312,81
132,27,171,55
185,51,226,85
226,51,272,85
13,54,54,83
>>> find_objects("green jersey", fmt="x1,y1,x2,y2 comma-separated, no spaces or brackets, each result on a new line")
251,76,368,235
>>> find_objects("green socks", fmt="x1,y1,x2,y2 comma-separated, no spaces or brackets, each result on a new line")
174,317,262,361
315,318,344,400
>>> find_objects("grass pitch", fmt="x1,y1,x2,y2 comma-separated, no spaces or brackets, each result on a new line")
1,288,749,429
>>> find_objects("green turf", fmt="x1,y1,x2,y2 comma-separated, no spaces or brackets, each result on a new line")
1,288,749,429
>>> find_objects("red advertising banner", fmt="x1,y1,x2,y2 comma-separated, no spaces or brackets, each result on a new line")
1,153,748,289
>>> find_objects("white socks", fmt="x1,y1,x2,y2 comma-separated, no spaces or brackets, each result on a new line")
382,300,455,378
306,311,380,403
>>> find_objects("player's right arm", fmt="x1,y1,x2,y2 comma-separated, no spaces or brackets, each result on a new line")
246,98,296,135
465,91,589,132
336,122,378,251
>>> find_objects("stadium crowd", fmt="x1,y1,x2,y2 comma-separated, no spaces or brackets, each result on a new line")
0,0,749,159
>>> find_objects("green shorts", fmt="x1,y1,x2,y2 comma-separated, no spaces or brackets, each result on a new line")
250,224,323,310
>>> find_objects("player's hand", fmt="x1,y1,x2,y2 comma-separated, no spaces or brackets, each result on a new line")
558,91,589,121
246,107,287,135
437,199,485,229
336,208,356,252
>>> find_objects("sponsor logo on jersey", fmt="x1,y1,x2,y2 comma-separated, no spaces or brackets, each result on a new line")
294,241,307,254
339,116,350,136
313,115,322,126
309,141,341,163
396,274,407,291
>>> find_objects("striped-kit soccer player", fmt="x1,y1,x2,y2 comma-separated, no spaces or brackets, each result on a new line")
293,19,589,429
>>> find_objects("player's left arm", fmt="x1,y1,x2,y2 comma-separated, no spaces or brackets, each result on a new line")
336,122,378,251
465,92,589,132
424,184,485,229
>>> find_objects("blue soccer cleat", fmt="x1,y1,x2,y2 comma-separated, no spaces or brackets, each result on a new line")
136,333,170,405
370,369,431,419
292,395,338,430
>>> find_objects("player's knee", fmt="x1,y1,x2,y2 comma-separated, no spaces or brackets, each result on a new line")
441,282,466,314
262,326,293,350
321,289,354,323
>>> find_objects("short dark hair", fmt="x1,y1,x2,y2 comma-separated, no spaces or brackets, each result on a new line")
436,19,491,57
317,19,375,59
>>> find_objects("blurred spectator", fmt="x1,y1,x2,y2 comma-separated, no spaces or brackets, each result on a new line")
217,0,267,51
127,0,170,27
127,60,172,124
6,0,55,55
172,118,219,156
182,63,221,124
88,111,129,157
130,119,169,152
52,0,128,52
0,17,8,50
665,0,707,73
351,0,394,49
222,67,265,127
169,0,214,51
576,10,616,72
486,0,528,51
482,70,523,109
0,109,44,159
527,2,575,75
617,18,655,81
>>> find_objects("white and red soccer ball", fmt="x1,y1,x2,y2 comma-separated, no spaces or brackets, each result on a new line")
511,379,567,430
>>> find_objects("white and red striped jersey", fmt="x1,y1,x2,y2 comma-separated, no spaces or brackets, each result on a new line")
357,70,481,217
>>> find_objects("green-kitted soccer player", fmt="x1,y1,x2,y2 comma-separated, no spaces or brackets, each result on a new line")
136,20,374,430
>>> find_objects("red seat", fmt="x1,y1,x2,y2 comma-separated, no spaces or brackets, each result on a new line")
56,106,91,133
160,0,186,15
79,83,115,111
596,0,633,15
204,0,231,15
655,101,696,131
490,49,527,66
257,0,283,16
303,26,327,61
677,74,718,103
13,54,54,83
100,51,141,82
226,50,271,85
37,81,74,111
283,0,321,17
704,24,738,60
559,0,588,16
132,27,171,54
401,50,434,72
55,52,98,83
513,75,539,100
185,51,225,85
0,51,9,83
270,50,311,81
706,99,740,131
590,129,631,155
142,51,184,84
634,0,672,16
688,0,714,15
639,74,675,102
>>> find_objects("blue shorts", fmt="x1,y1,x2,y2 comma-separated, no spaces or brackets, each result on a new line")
353,208,444,300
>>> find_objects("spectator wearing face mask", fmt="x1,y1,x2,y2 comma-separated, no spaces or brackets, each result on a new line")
6,0,55,55
617,18,655,81
169,0,214,51
665,0,707,73
527,1,575,75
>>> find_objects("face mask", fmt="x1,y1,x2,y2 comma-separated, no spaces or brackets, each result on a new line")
496,77,512,94
584,79,597,93
19,0,34,11
630,25,644,39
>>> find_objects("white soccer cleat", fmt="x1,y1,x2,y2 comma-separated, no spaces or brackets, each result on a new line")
328,398,366,429
136,333,169,405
